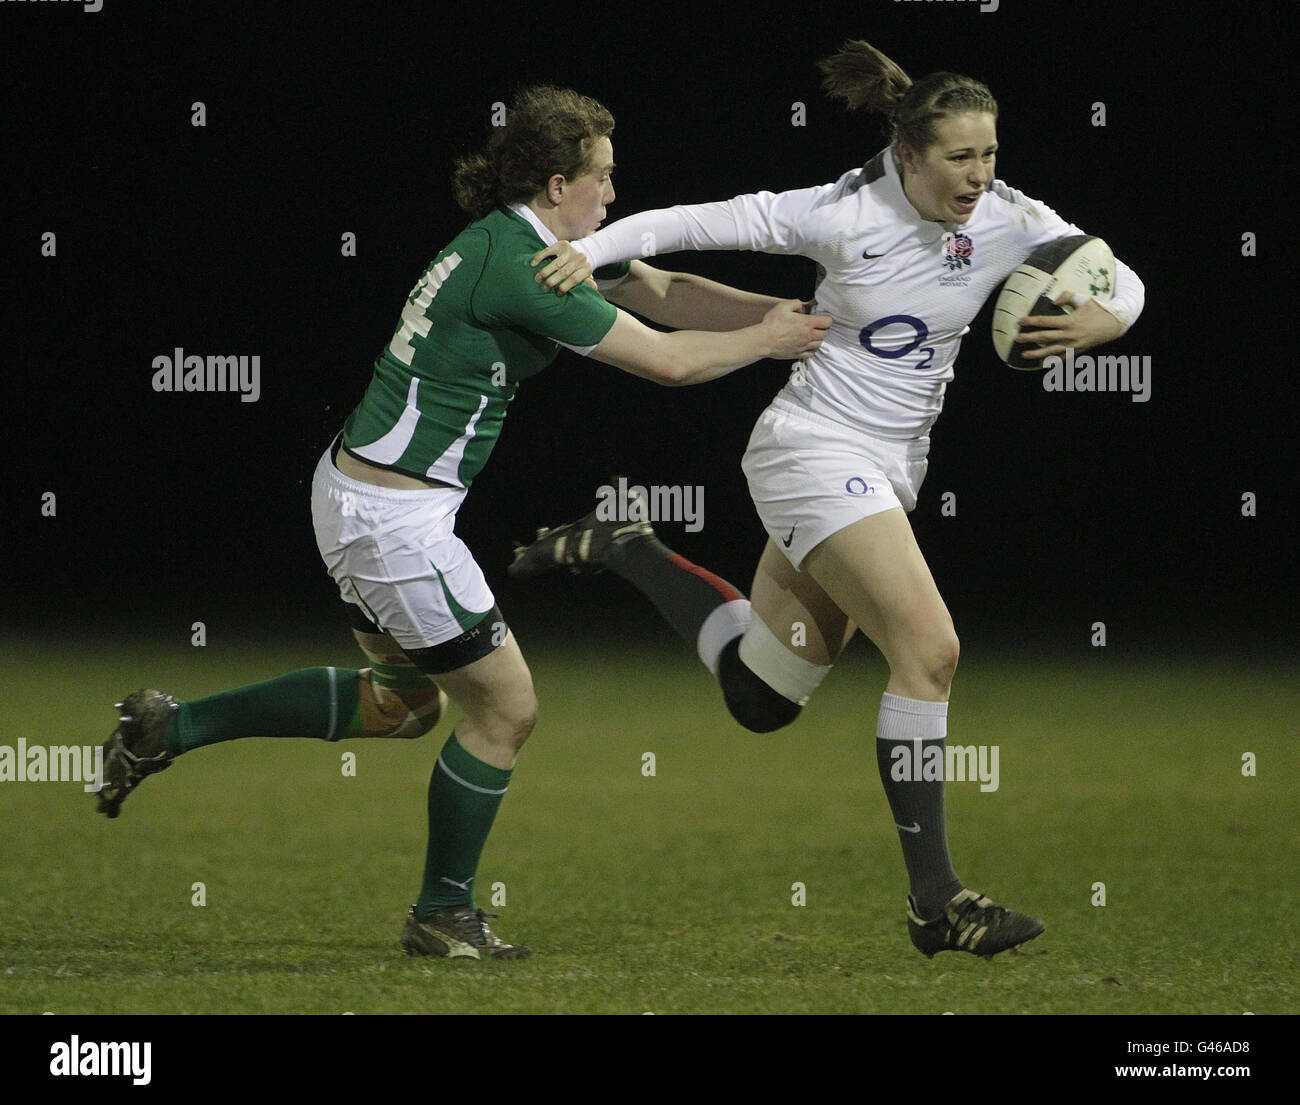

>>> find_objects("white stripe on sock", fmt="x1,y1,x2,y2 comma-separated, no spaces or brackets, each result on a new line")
437,755,509,796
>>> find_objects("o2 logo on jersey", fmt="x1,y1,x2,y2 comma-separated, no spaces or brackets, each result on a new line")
845,476,876,495
859,314,935,370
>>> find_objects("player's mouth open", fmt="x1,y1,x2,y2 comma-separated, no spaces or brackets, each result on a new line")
955,193,980,209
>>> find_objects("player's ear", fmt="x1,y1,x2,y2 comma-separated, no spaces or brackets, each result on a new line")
546,172,567,206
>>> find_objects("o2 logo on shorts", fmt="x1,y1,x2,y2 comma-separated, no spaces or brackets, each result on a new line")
845,476,876,495
859,314,935,370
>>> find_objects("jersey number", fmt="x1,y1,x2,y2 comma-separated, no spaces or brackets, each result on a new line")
859,314,935,370
389,252,462,366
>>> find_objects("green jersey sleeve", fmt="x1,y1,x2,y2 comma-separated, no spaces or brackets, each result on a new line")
594,260,632,292
474,248,620,352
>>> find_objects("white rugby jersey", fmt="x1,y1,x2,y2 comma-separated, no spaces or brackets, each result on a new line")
574,148,1145,441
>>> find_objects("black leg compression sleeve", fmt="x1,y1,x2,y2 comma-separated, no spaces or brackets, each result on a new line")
402,607,507,676
717,638,802,734
344,600,507,677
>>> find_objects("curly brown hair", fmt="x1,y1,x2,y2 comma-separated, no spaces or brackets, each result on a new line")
452,85,614,221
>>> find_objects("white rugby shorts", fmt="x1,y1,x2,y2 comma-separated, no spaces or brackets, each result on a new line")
310,442,496,650
741,398,930,571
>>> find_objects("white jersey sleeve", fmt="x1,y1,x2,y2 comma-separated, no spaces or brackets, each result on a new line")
572,169,863,268
987,179,1145,331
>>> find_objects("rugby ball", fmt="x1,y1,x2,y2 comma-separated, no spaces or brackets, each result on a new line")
991,234,1114,369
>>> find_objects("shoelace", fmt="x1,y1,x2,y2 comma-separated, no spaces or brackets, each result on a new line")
955,898,999,922
949,899,1008,944
444,908,502,944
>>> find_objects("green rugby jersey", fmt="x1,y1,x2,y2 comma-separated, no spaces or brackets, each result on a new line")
341,205,629,487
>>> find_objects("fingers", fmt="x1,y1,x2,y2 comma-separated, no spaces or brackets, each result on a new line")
1017,343,1068,360
1017,313,1075,330
531,242,593,295
533,260,573,287
530,246,565,283
1015,328,1070,344
1014,329,1068,357
797,305,832,356
537,265,575,289
783,298,832,329
531,258,562,287
537,271,586,295
795,318,832,357
553,267,591,294
1018,294,1092,337
1015,315,1075,349
534,267,586,295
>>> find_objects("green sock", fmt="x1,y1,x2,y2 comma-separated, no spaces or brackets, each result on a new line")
417,732,513,917
163,667,362,755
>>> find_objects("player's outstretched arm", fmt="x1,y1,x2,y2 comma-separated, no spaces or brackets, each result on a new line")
532,182,836,294
590,302,830,387
533,248,794,331
607,260,794,331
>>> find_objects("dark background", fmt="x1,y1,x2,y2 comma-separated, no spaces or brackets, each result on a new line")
6,0,1292,657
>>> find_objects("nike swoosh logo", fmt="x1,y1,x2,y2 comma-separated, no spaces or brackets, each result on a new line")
781,524,797,548
895,822,921,833
862,250,883,259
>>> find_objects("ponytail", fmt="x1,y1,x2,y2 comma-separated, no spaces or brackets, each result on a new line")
818,40,997,154
817,39,912,116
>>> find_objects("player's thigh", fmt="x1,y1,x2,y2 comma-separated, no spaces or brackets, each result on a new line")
749,538,855,666
801,507,955,663
429,629,536,732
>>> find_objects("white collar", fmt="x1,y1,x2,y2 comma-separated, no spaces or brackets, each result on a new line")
509,202,557,246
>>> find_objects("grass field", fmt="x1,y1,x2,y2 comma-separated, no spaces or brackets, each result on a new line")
1,633,1295,1015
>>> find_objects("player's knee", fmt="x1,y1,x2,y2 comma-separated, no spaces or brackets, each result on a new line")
506,690,539,750
928,630,959,688
718,638,802,734
478,684,538,754
891,628,959,697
